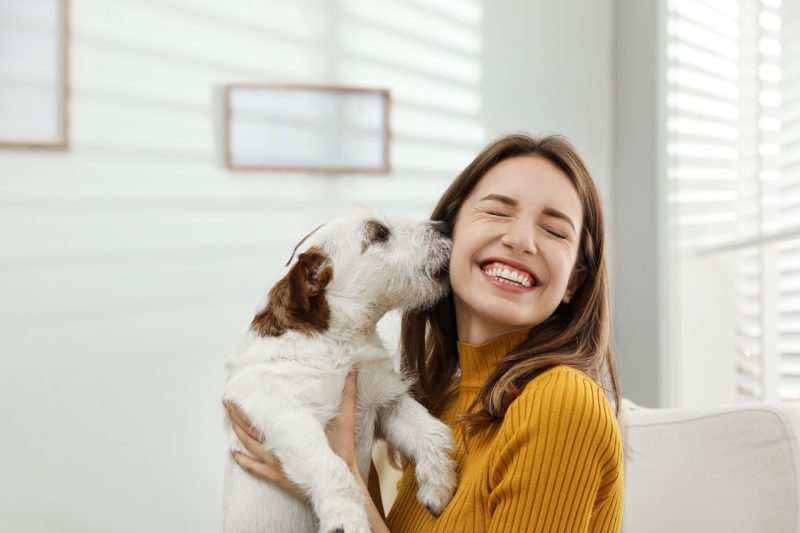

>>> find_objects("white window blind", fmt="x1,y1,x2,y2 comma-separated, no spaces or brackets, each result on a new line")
668,0,799,403
776,0,800,399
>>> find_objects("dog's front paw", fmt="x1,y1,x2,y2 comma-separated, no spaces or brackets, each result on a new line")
319,515,370,533
416,459,457,517
416,477,456,517
320,525,368,533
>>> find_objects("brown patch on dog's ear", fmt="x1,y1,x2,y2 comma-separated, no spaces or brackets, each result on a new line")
288,248,333,313
251,247,333,337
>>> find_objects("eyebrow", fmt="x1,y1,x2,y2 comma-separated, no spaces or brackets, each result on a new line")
478,193,577,232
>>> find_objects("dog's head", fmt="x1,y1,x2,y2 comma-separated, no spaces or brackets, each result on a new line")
251,206,452,337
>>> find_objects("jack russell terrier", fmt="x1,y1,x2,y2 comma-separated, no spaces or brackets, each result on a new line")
223,207,458,533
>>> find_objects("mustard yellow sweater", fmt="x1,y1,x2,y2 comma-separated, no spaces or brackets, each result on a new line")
386,329,624,532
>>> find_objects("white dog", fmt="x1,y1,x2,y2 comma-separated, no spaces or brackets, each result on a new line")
222,207,458,533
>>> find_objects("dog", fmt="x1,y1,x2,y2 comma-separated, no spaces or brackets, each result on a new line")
222,207,458,533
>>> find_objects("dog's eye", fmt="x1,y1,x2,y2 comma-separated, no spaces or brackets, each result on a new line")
375,225,390,242
363,220,391,252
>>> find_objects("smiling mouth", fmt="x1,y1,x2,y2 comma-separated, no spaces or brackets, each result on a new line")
478,260,540,289
480,270,538,293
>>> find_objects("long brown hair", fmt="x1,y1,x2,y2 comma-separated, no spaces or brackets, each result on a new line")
400,133,620,438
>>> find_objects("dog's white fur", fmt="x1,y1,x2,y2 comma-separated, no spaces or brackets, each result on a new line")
223,207,458,533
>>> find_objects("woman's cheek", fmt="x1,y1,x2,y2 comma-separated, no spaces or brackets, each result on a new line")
448,254,470,297
448,235,471,283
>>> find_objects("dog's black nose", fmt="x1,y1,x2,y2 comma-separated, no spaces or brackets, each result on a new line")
430,220,451,236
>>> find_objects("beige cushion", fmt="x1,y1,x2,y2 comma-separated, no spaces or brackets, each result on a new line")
620,400,800,532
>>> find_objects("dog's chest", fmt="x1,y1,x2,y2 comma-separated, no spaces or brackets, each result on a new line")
305,361,405,420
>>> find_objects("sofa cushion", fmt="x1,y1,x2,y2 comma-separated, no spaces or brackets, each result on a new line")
621,401,800,533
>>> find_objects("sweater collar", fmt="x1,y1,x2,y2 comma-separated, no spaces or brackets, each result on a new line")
456,328,531,388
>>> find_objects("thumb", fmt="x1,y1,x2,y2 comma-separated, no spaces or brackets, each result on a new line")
340,369,358,415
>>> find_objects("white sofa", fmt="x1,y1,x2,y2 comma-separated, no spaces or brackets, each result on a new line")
620,400,800,533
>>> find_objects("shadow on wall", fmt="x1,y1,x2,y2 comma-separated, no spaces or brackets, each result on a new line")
0,1,487,533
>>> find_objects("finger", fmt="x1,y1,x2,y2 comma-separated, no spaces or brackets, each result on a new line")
230,427,282,470
339,369,358,416
232,451,309,504
225,402,263,443
232,451,282,483
232,418,272,461
225,402,261,442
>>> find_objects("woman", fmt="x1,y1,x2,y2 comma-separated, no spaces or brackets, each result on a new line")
226,133,624,532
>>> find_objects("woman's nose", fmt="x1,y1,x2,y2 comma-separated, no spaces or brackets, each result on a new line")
501,220,537,254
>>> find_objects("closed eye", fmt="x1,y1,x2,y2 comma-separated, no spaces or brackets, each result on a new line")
545,228,568,239
480,206,569,239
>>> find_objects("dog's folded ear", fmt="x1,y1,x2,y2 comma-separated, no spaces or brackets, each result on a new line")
288,248,333,313
251,246,333,337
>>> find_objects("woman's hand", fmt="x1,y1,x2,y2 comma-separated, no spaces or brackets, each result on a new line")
223,369,362,498
224,399,308,502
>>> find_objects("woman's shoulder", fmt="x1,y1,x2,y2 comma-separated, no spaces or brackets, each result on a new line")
517,364,612,405
489,365,624,515
502,364,620,445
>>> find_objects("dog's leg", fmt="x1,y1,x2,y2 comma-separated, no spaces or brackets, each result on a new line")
247,403,371,533
378,394,457,516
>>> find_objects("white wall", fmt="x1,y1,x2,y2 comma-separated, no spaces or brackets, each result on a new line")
611,0,667,407
482,0,614,207
0,0,612,531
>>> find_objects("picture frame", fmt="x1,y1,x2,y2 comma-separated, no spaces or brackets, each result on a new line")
225,84,391,173
0,0,70,149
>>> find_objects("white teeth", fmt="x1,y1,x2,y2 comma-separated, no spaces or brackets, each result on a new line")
490,275,529,288
482,262,534,288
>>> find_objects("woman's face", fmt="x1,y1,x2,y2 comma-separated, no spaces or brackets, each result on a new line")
449,155,586,344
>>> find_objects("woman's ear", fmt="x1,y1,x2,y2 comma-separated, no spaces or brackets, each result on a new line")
288,248,333,313
564,266,588,303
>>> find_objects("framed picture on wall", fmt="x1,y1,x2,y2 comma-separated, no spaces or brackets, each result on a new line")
0,0,69,148
225,84,391,173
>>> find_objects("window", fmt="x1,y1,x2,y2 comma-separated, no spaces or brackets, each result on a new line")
667,0,799,403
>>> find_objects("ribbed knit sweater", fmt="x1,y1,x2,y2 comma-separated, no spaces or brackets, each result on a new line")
385,329,624,532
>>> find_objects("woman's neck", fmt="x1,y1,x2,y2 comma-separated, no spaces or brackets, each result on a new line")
455,302,532,345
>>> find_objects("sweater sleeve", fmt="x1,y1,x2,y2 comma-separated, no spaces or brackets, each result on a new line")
487,367,623,533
